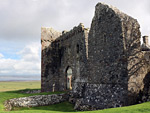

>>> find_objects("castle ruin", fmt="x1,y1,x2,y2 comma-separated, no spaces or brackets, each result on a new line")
41,3,150,110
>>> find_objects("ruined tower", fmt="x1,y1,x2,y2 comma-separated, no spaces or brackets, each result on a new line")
41,24,89,92
41,27,62,92
41,2,150,111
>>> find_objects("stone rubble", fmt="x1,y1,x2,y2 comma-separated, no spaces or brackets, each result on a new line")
4,93,69,111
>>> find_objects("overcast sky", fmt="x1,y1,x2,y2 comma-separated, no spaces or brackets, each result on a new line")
0,0,150,76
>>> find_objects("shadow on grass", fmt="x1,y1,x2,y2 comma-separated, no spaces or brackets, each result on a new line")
4,89,67,97
14,102,76,112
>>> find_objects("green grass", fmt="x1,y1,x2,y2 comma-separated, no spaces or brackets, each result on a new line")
0,81,150,113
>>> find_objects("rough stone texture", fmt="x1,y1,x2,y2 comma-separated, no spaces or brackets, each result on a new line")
140,71,150,103
41,2,150,111
41,27,62,92
41,23,89,92
141,36,150,51
81,3,138,109
74,83,127,110
4,93,69,111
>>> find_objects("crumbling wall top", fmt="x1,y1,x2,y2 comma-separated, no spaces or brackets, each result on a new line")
95,3,140,28
41,27,62,50
41,27,62,41
54,23,89,42
41,23,89,44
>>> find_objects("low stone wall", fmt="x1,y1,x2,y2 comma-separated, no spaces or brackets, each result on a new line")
4,93,69,111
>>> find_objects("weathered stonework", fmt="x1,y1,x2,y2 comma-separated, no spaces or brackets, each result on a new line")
41,24,89,92
4,93,68,111
41,2,150,111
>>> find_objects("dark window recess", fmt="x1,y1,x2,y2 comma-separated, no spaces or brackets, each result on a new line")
77,44,79,53
45,64,51,77
58,47,64,66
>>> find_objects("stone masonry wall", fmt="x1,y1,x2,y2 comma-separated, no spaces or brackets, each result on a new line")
5,93,69,111
82,3,130,109
136,51,150,103
52,23,89,92
41,2,150,111
127,51,150,104
121,14,150,104
41,27,62,92
74,83,127,111
88,3,129,84
41,24,89,92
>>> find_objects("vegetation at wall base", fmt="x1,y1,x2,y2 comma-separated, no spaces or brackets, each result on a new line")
1,90,150,113
0,81,150,113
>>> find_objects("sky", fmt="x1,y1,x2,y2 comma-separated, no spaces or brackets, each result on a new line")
0,0,150,76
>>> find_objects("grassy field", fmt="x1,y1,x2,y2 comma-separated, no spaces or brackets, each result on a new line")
0,81,41,92
0,81,150,113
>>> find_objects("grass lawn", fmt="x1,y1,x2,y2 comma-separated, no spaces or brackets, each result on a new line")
0,81,150,113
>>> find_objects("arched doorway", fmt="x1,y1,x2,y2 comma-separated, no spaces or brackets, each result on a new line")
66,67,72,90
138,72,150,103
142,72,150,102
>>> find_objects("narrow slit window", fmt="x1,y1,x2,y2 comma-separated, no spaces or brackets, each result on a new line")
66,67,72,90
77,44,79,53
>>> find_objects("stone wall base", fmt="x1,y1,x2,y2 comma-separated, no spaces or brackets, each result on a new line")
72,83,128,111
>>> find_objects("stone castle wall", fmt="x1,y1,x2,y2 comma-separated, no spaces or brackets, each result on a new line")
41,24,89,92
41,27,62,92
75,3,131,109
41,2,150,111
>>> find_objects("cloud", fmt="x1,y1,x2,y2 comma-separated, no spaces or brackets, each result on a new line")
0,53,4,58
0,58,17,75
0,0,150,76
0,0,150,43
17,42,40,62
0,0,66,41
0,42,41,76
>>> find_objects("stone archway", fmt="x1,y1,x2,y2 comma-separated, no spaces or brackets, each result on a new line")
66,67,72,90
141,72,150,102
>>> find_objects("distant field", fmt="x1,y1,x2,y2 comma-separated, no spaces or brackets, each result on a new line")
0,81,40,92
